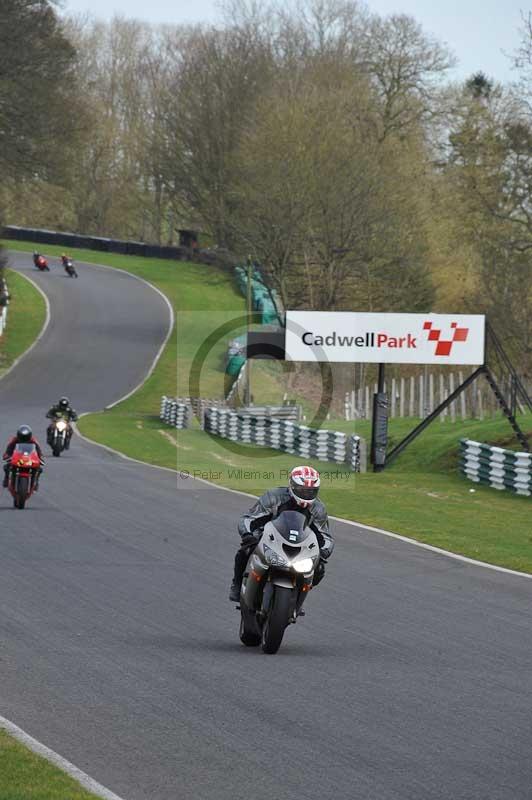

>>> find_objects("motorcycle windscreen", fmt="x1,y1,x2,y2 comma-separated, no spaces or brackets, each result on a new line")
14,443,37,455
272,510,312,544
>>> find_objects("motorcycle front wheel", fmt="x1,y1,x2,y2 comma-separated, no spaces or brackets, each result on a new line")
14,476,28,509
262,586,293,654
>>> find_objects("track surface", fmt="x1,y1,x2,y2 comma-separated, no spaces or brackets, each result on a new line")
0,252,531,800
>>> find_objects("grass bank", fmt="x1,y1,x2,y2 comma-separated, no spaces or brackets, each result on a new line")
0,269,46,375
5,239,531,573
0,729,104,799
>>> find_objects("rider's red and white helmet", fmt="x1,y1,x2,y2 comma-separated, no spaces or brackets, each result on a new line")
289,465,320,508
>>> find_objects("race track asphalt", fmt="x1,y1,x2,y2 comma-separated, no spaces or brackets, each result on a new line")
0,251,531,800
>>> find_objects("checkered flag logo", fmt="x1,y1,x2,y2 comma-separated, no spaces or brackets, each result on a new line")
423,321,469,356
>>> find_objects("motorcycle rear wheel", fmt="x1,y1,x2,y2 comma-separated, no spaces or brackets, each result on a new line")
262,586,293,654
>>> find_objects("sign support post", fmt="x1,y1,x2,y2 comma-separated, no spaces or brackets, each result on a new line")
244,256,253,406
370,363,389,471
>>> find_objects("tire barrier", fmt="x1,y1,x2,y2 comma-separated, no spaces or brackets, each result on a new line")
0,306,7,336
159,396,190,429
237,405,301,421
160,396,366,471
459,439,532,496
203,407,365,472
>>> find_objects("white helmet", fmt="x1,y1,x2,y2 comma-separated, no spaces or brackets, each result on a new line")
289,465,320,508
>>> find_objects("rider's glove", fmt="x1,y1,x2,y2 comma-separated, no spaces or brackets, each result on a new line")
240,533,259,549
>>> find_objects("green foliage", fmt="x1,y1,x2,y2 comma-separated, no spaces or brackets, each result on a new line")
0,0,79,183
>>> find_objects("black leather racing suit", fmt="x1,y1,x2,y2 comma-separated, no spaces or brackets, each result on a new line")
233,487,334,590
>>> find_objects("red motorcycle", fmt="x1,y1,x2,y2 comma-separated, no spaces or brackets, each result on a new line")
7,443,41,508
33,253,50,271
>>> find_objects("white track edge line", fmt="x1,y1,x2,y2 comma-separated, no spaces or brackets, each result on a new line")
0,269,51,383
23,250,527,584
74,427,532,582
0,715,126,800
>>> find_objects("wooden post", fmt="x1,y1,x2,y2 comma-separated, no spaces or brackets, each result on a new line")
400,377,405,418
477,387,484,421
459,371,466,419
419,374,424,418
409,376,415,417
391,378,396,418
439,374,445,422
365,386,370,419
449,372,456,422
429,372,435,414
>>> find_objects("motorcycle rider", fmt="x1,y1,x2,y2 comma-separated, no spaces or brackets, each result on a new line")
46,396,78,449
61,253,74,273
3,425,45,489
33,250,49,270
229,465,334,602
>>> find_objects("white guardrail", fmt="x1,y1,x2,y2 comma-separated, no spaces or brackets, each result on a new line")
460,439,531,497
160,396,366,472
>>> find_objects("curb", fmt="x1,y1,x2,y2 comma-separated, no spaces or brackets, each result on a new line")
0,716,126,800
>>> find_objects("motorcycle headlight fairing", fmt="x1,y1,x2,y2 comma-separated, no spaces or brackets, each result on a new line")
263,544,288,567
293,558,314,574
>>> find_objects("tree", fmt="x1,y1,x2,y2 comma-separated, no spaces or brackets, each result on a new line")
231,66,434,313
359,13,454,140
0,0,79,182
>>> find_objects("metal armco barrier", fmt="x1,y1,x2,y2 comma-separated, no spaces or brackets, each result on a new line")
460,439,532,497
203,407,366,472
160,397,190,429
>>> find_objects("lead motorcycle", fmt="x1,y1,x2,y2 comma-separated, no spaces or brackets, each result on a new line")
7,443,41,509
33,253,50,271
238,510,320,654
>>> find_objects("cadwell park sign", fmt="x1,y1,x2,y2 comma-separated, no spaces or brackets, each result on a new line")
285,312,486,366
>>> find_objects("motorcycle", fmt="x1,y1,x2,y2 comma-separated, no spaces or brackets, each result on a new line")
48,417,71,456
7,443,41,509
33,254,50,271
238,510,319,654
62,258,78,278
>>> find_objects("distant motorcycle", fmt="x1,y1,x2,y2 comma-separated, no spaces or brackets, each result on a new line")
33,253,50,271
238,510,320,654
61,256,78,278
7,442,41,508
48,417,71,457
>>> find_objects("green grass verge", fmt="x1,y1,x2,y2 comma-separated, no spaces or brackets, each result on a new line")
0,729,103,799
0,269,46,375
4,239,531,573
